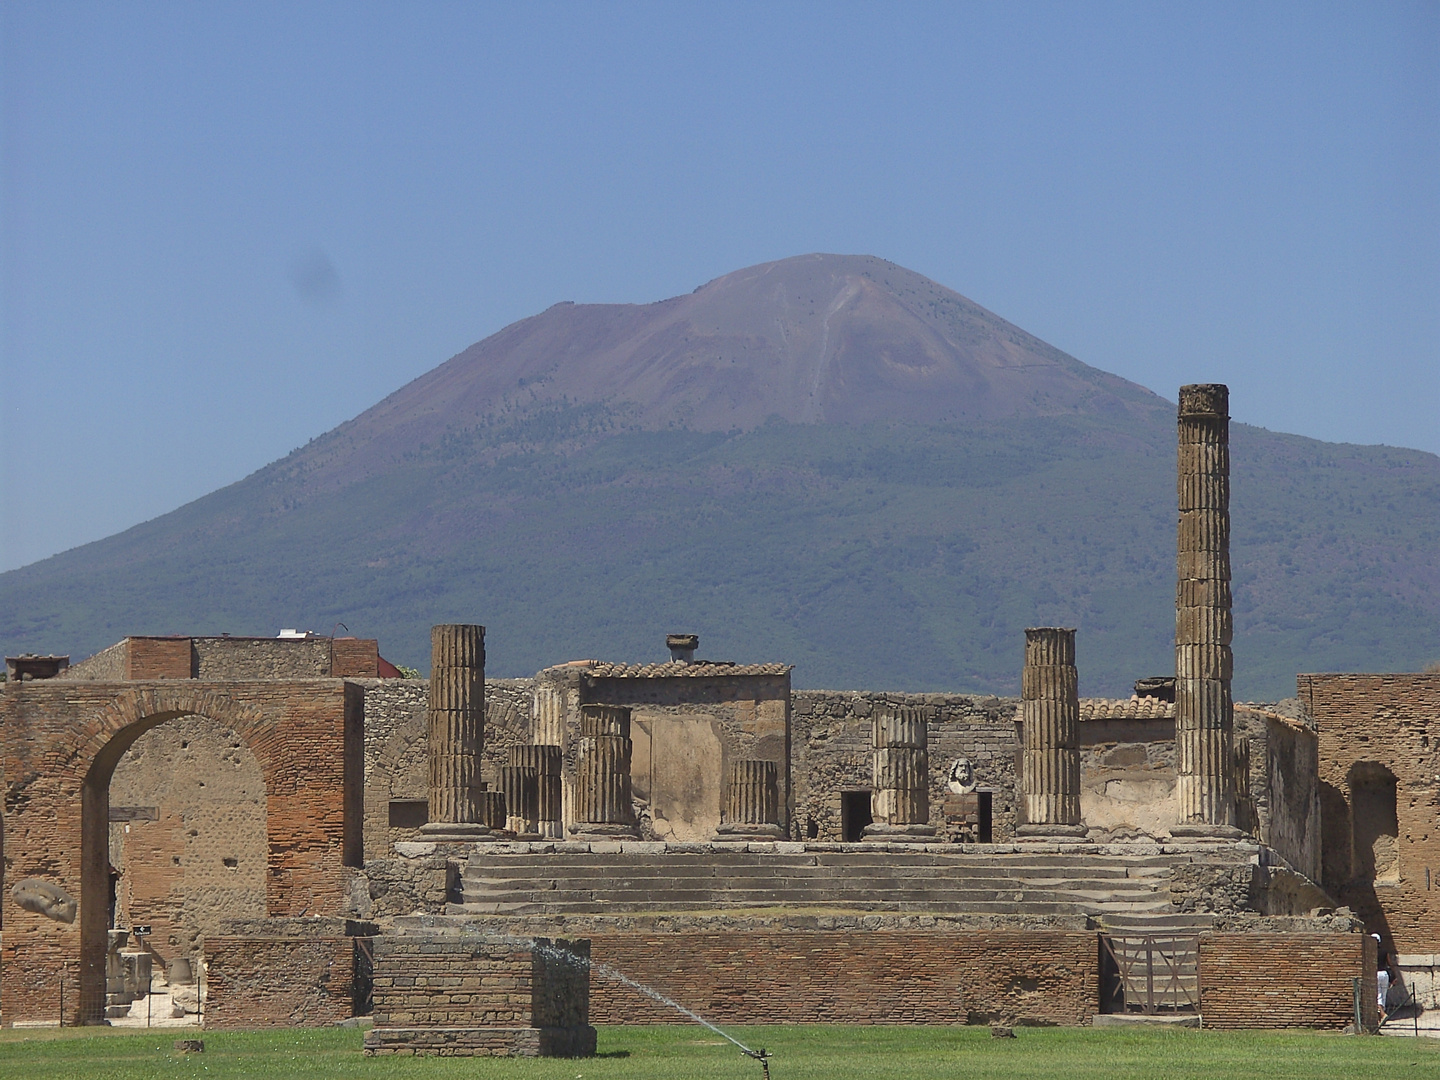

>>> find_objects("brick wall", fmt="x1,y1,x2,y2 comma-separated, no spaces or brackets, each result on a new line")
586,930,1096,1026
331,639,380,678
1199,932,1375,1030
204,935,363,1028
369,933,590,1028
127,638,193,679
793,691,1018,842
1303,673,1440,955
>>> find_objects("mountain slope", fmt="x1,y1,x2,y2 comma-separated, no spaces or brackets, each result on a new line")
2,256,1436,698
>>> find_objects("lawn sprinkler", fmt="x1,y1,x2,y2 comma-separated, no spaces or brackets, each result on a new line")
741,1045,772,1079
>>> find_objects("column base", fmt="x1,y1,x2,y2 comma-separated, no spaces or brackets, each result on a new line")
861,823,937,843
418,822,501,843
1015,823,1089,843
1169,823,1244,840
536,820,564,839
712,822,786,840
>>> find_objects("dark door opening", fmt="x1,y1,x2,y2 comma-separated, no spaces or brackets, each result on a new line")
841,790,873,842
977,790,993,843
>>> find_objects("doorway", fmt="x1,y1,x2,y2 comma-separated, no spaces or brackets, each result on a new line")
841,789,873,842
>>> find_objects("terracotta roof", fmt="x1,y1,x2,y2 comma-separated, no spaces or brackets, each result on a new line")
584,660,791,679
1079,696,1175,721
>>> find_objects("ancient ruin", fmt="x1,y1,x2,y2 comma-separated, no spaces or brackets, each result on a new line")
1173,384,1240,838
0,382,1422,1041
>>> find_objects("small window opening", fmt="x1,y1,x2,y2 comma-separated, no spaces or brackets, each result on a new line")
806,817,819,840
389,799,429,829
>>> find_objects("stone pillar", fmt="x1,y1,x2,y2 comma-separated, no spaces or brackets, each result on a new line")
533,682,567,748
570,705,637,838
1016,627,1086,840
515,744,563,839
1173,383,1240,837
713,760,784,839
863,704,935,842
498,764,539,837
420,624,494,841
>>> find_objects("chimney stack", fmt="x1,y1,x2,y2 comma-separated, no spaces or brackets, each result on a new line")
667,634,699,663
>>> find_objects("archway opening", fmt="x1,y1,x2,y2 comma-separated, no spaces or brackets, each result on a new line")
79,708,268,1024
108,715,267,1003
1350,763,1400,885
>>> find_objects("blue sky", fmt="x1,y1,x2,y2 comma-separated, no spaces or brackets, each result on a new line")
2,1,1436,573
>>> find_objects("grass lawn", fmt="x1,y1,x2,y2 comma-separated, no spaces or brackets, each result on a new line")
0,1025,1435,1080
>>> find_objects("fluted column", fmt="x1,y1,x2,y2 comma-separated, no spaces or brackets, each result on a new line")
419,624,494,841
1173,384,1240,838
515,744,564,839
863,704,936,841
713,760,784,839
498,764,538,836
570,705,637,838
1016,627,1086,839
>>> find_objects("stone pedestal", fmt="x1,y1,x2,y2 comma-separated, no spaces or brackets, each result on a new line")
864,704,935,842
1017,627,1086,841
714,759,784,839
570,706,637,839
1173,384,1240,838
419,624,497,842
364,932,596,1058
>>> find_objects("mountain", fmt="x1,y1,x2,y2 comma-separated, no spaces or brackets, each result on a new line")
3,255,1436,698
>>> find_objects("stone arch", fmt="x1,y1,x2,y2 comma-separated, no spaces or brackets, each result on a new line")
1,679,360,1025
79,691,273,1021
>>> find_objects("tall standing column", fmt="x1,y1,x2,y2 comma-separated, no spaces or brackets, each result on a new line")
1016,627,1086,840
862,704,936,842
1173,384,1240,837
419,624,494,841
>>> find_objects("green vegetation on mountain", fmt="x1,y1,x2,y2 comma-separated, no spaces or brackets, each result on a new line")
2,405,1434,700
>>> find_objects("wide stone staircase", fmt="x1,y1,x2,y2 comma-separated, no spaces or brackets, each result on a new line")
449,847,1188,920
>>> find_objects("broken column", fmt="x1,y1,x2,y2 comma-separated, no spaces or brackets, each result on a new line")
569,705,637,839
419,624,493,841
517,744,564,839
863,704,936,842
1173,383,1240,837
497,763,537,836
509,744,562,838
713,760,784,839
1016,627,1086,840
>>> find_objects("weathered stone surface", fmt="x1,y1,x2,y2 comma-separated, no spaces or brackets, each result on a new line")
1175,384,1235,831
427,625,486,826
11,878,77,924
1020,628,1080,829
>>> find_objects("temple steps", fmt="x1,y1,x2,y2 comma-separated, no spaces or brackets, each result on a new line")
451,848,1186,919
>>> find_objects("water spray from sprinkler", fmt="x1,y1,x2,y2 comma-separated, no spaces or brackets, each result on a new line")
439,924,774,1073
